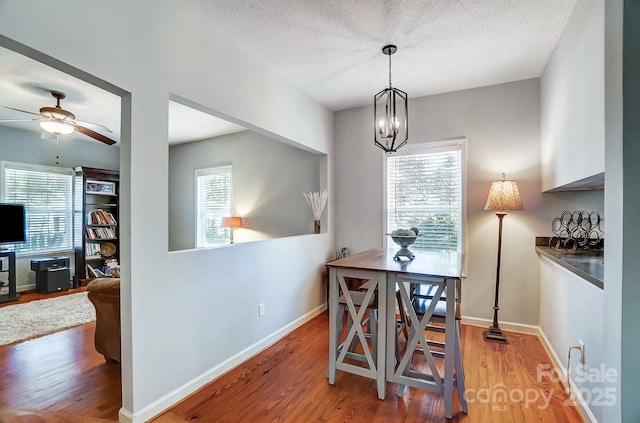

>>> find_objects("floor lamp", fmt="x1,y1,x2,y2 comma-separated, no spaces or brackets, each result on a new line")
483,173,523,344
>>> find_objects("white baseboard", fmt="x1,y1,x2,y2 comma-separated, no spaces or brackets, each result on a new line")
118,407,133,423
461,315,540,334
118,303,327,423
462,315,597,423
537,329,598,423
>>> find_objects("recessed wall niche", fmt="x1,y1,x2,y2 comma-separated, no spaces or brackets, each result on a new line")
167,98,325,252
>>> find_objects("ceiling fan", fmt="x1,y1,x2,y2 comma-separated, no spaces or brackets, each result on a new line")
0,90,116,145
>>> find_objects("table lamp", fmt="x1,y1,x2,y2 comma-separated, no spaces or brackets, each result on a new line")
220,216,243,244
483,173,523,343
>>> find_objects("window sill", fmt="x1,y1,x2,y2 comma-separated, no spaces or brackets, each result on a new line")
16,248,74,258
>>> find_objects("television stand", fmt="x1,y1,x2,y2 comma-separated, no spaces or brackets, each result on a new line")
0,251,19,303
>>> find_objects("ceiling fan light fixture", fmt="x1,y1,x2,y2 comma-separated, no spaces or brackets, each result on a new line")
40,106,75,121
1,90,116,145
40,119,74,135
374,44,408,154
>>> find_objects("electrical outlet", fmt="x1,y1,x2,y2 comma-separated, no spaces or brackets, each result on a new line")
578,339,585,365
259,303,265,317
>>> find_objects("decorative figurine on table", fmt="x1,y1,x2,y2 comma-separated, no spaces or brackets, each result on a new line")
387,227,419,261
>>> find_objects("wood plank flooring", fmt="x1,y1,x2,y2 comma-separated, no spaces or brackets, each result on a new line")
152,314,583,423
0,290,122,422
0,304,583,423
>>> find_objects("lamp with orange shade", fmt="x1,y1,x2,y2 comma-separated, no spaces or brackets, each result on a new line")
220,217,243,244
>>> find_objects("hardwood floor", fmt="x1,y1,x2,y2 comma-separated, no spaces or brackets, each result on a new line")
0,307,583,423
152,314,584,423
0,291,122,422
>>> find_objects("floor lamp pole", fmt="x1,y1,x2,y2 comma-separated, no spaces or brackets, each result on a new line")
484,212,509,344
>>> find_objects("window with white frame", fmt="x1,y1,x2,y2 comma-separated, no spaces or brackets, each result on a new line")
1,161,74,254
196,165,232,247
386,142,463,253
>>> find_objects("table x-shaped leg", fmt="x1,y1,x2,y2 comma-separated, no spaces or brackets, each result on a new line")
386,274,456,418
328,267,386,400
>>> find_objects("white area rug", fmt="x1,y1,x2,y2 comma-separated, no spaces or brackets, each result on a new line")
0,292,96,346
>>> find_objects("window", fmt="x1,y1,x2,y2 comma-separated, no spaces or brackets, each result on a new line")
386,142,464,253
1,161,74,254
196,166,232,247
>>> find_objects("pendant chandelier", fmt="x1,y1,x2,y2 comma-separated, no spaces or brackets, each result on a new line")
374,44,408,154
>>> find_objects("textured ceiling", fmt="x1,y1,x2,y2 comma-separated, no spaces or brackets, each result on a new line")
0,47,242,145
0,0,578,144
179,0,578,111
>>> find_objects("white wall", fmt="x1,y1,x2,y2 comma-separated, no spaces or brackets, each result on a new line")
540,0,605,192
335,79,548,325
168,130,322,250
539,257,604,422
539,1,614,421
0,1,333,421
0,126,119,290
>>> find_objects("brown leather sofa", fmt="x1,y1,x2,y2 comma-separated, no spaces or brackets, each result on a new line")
86,278,121,363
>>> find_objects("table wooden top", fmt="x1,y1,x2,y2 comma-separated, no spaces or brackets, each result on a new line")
326,249,462,279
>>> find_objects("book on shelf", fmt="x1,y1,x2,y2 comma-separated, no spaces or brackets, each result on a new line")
86,263,107,278
87,209,117,225
86,243,102,257
85,226,116,240
104,258,118,266
86,263,114,279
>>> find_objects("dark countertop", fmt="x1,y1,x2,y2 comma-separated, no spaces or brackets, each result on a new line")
535,239,603,289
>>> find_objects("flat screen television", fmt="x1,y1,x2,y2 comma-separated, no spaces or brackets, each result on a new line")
0,203,26,244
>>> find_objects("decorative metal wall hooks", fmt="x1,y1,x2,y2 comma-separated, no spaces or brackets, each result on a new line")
549,210,604,252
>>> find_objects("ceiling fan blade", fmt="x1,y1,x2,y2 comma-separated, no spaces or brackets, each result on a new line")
0,118,42,123
5,106,43,117
74,124,117,145
72,119,113,133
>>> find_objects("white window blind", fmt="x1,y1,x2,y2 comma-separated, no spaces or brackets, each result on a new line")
386,145,463,253
1,161,74,254
196,166,232,247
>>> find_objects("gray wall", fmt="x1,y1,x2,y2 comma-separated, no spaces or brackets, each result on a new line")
0,126,119,170
0,126,120,290
169,130,322,250
604,0,640,421
335,79,545,325
334,78,603,328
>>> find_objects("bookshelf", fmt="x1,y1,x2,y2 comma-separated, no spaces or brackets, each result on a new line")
74,167,120,283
